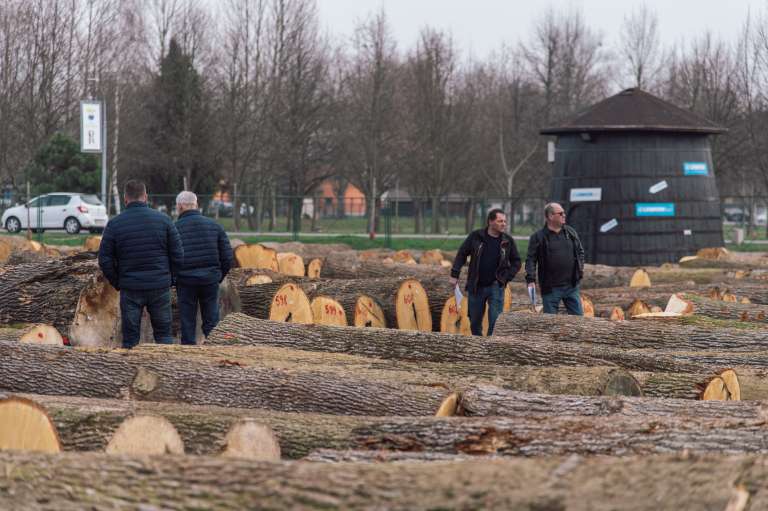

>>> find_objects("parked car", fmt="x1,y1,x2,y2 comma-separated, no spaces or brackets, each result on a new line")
2,193,109,234
723,206,748,222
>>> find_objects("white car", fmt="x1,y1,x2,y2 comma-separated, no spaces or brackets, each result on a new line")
2,193,109,234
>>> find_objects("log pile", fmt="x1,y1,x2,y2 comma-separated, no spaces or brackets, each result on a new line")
5,238,768,508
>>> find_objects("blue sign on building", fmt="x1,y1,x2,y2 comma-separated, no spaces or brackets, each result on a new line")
636,203,675,217
683,162,708,176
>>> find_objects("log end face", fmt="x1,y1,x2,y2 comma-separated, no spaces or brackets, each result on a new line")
310,296,348,326
269,283,313,324
602,370,643,397
222,420,281,461
396,279,432,331
18,324,63,345
435,392,459,417
354,296,386,328
0,396,61,453
131,367,160,396
629,268,652,288
69,274,121,348
106,415,184,455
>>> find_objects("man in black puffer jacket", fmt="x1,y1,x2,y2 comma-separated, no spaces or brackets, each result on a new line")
450,209,521,336
98,180,184,348
174,191,233,344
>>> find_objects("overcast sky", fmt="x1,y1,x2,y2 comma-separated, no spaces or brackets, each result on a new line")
316,0,764,58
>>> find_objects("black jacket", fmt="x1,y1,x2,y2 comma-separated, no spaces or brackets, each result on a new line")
98,202,184,291
175,209,233,286
525,224,585,294
451,229,521,294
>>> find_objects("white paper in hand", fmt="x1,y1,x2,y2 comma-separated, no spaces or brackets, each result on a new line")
454,285,463,308
527,286,536,306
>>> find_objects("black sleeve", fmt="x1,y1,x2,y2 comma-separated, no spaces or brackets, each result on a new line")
524,232,540,284
450,234,474,279
507,237,522,280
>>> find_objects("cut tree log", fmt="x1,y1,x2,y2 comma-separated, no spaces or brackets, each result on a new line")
629,268,651,288
343,414,768,457
0,395,61,453
16,393,374,459
310,296,347,326
277,252,305,276
321,258,454,280
0,324,63,345
238,282,313,324
668,293,768,324
292,278,387,328
457,384,766,419
207,313,707,373
8,452,768,510
494,311,768,352
83,235,102,252
419,249,444,265
233,243,279,271
633,368,740,400
105,415,185,455
0,342,453,416
306,258,322,278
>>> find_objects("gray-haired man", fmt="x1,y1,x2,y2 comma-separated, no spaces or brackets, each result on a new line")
174,191,234,344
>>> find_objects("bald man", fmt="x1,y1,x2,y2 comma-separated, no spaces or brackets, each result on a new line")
525,202,585,315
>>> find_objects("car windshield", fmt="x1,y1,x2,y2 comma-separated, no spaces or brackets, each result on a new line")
80,194,103,206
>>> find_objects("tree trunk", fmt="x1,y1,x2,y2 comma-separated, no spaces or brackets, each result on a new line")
414,198,423,234
5,451,768,509
431,195,440,234
344,414,768,457
19,393,378,459
465,199,475,233
674,293,768,323
0,342,451,416
494,312,768,352
207,313,707,373
458,384,765,419
321,258,459,281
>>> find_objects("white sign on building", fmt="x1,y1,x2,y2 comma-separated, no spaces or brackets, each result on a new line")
570,187,602,202
80,101,102,153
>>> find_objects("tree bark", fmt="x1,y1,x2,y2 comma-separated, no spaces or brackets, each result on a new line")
207,313,707,373
344,414,768,457
677,293,768,323
6,451,768,510
494,311,768,352
15,393,378,459
457,384,758,418
0,342,450,416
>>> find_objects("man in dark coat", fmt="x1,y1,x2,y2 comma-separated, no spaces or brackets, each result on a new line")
174,191,233,344
450,209,521,336
525,202,585,315
98,180,184,348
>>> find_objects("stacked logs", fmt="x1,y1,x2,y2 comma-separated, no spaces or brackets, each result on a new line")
5,238,768,507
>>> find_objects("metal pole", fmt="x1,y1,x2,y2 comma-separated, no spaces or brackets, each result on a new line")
100,99,107,204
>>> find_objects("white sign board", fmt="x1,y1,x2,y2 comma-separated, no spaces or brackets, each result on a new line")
547,141,555,163
600,218,618,233
80,101,102,153
683,229,692,236
649,180,668,194
570,187,602,202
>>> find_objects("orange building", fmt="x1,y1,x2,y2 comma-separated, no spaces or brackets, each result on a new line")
318,180,366,217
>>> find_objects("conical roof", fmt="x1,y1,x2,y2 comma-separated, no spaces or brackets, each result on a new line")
540,88,726,135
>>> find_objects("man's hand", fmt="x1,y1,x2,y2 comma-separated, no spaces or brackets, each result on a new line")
449,277,458,287
527,282,535,289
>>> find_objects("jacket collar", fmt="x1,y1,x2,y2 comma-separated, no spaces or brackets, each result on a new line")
179,209,201,219
126,201,148,209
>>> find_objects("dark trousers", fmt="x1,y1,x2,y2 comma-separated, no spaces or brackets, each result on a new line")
120,288,173,349
542,285,583,315
177,283,220,345
467,283,504,336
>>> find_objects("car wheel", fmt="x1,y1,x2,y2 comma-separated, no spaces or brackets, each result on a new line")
64,217,81,234
4,217,20,234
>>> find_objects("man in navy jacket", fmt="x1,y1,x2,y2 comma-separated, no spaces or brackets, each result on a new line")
174,191,233,344
98,180,184,348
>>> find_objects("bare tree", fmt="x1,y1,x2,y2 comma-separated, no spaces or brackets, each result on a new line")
619,3,664,90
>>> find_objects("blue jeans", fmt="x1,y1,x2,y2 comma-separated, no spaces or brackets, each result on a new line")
120,288,174,349
177,283,220,345
542,285,583,316
468,283,504,336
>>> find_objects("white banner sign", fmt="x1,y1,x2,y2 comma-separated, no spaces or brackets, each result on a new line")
600,218,619,233
649,180,668,194
547,141,555,163
570,187,602,202
80,101,102,152
683,229,692,235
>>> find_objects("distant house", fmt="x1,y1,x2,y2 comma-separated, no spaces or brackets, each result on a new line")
316,180,366,217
